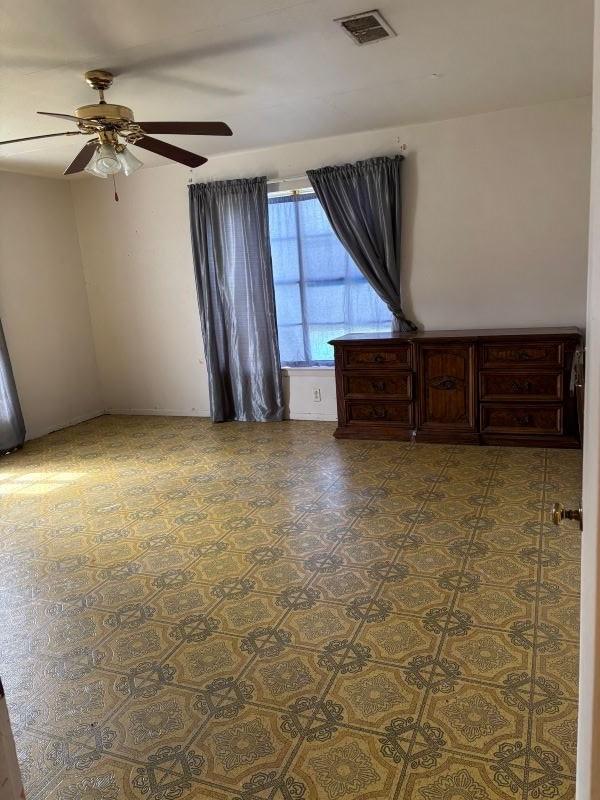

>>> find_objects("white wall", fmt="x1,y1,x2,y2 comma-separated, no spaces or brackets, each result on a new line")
0,172,102,439
71,97,591,419
283,369,338,422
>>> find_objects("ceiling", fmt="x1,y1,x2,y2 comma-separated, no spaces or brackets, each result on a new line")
0,0,593,178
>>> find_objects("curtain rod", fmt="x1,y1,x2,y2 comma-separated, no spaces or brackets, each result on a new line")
265,146,407,185
266,174,306,186
188,147,408,187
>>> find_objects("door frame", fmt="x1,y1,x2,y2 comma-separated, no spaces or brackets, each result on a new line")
577,3,600,796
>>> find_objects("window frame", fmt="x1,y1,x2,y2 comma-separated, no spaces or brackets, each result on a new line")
268,189,389,367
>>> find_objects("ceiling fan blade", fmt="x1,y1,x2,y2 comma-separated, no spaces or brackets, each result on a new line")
138,121,233,136
0,131,81,146
64,141,97,175
37,111,81,122
132,135,207,167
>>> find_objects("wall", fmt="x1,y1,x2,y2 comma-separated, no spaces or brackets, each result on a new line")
282,369,338,422
0,172,102,439
71,97,591,419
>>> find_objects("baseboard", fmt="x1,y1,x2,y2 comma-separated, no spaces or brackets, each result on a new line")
286,411,338,422
106,408,211,418
25,407,335,438
108,408,336,422
25,409,106,441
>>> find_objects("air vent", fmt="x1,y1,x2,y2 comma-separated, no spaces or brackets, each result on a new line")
335,9,396,45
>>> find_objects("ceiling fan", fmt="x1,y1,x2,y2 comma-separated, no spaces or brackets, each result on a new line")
0,69,233,179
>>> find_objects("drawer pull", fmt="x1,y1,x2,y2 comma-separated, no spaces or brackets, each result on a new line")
373,354,385,364
430,375,459,390
511,380,533,393
372,381,386,392
517,350,534,361
369,406,388,419
515,414,532,426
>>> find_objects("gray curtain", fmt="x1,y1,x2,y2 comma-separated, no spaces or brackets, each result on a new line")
307,155,416,332
0,319,25,453
189,177,284,422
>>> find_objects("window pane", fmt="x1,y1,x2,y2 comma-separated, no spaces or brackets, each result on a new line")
297,196,334,236
270,236,299,282
308,325,347,363
297,196,352,281
269,197,295,237
305,283,345,324
267,192,391,367
274,283,303,326
277,325,306,365
300,235,352,281
269,197,300,282
347,281,390,325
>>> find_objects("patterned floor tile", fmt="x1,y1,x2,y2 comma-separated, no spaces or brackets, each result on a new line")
248,648,330,707
0,416,582,799
401,756,516,800
194,706,293,789
293,729,397,800
333,661,422,728
425,682,525,757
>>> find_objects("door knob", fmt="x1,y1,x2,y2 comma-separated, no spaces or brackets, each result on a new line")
552,502,583,529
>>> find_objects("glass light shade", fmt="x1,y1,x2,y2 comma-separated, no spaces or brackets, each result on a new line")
116,147,143,176
84,154,108,178
84,143,120,177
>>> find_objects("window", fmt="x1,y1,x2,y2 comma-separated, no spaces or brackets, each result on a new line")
268,192,391,366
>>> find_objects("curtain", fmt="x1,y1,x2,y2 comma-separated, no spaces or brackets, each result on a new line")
189,177,284,423
268,192,391,365
307,155,417,332
0,319,25,454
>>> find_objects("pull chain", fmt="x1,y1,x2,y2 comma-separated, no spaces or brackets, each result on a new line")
112,173,119,202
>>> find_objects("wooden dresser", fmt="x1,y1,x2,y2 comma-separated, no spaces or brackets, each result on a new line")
330,328,582,448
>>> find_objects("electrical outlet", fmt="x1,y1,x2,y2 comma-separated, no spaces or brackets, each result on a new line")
312,388,322,403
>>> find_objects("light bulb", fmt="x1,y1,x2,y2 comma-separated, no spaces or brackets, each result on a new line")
116,147,143,176
96,143,120,174
84,143,120,178
84,157,108,178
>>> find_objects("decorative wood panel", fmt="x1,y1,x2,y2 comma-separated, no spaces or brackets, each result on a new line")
418,344,476,431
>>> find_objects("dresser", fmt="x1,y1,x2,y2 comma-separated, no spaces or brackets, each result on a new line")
330,328,582,448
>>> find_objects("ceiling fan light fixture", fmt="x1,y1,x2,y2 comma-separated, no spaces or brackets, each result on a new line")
84,156,108,178
116,146,143,176
85,142,121,177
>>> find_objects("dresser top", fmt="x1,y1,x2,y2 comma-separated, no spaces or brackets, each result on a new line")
330,327,581,344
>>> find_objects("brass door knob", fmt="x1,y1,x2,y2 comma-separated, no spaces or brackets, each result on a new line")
552,502,583,529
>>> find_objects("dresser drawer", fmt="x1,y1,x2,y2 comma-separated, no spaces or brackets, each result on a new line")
343,372,412,399
346,401,413,426
480,404,563,435
481,342,563,368
479,371,563,402
342,345,411,370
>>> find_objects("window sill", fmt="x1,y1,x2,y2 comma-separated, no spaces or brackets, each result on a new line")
281,366,335,376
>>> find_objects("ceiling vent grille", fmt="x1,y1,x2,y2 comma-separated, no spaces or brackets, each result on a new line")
335,9,396,45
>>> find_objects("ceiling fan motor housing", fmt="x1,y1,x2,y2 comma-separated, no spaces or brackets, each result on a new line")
75,104,135,124
79,70,136,133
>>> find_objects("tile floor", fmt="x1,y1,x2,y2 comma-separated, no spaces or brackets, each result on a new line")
0,415,582,799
